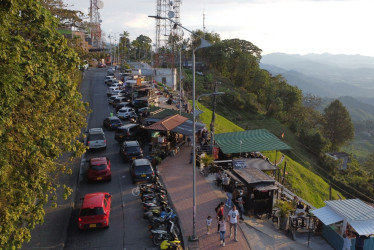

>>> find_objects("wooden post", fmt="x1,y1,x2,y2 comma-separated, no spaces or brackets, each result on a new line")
282,161,287,185
329,185,332,200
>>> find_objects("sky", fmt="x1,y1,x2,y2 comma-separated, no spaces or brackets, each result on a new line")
63,0,374,57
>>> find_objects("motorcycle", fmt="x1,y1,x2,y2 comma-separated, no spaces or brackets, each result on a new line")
150,220,180,246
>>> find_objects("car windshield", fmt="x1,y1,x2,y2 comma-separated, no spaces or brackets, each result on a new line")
80,207,104,216
90,164,107,171
111,119,121,124
89,134,104,141
127,146,140,153
134,165,153,174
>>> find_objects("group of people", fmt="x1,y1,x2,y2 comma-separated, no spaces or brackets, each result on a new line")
206,202,241,247
215,170,246,220
342,225,371,250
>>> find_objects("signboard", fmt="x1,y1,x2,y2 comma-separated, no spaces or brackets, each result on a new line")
233,160,246,169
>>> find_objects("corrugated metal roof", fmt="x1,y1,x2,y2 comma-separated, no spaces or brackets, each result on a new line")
149,107,194,120
349,219,374,235
325,199,374,221
243,158,277,171
233,167,275,185
311,206,343,225
214,129,291,154
171,120,205,136
312,199,374,235
145,114,188,131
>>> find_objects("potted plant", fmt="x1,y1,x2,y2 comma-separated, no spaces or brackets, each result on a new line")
274,199,294,230
200,154,214,169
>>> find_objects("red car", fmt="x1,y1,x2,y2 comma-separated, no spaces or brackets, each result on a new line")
78,192,112,230
87,157,111,182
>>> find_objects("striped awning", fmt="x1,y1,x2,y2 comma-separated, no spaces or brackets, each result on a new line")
214,129,291,154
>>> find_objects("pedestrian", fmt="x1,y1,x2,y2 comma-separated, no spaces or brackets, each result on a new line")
236,190,245,220
342,233,351,250
225,184,233,208
206,216,212,235
216,202,225,232
218,217,226,247
216,170,222,188
222,174,230,192
353,232,370,250
227,205,239,242
187,136,191,146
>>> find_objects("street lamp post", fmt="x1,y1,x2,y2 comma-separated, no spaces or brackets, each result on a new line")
148,14,216,241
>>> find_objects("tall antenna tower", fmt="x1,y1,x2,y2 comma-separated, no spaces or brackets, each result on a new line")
89,0,103,48
155,0,182,52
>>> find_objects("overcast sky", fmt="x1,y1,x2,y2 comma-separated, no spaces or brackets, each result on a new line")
64,0,374,57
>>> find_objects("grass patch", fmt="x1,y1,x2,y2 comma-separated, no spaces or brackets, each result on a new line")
196,102,343,207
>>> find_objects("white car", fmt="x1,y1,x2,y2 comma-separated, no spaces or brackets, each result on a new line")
87,128,106,150
106,87,119,96
117,107,137,120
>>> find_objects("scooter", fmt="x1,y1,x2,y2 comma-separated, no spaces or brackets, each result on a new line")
150,220,180,246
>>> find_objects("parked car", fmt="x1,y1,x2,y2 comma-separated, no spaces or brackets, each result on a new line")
78,192,112,230
112,97,129,108
97,63,106,68
106,86,119,96
115,102,131,112
87,157,111,182
117,107,137,120
129,158,155,184
114,123,146,142
103,116,122,130
87,128,106,150
120,140,143,162
108,95,120,105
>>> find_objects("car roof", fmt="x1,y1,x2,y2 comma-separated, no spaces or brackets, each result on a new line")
89,128,104,134
124,141,139,147
133,158,151,166
118,123,138,129
82,192,108,209
90,157,108,165
107,116,121,121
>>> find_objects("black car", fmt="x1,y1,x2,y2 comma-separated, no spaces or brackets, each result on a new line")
116,102,131,112
103,116,122,130
130,158,155,184
114,123,146,142
119,140,143,162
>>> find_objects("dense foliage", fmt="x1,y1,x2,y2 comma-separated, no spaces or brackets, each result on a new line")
0,0,86,248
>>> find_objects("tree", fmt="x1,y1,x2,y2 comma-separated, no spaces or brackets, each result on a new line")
322,100,354,151
40,0,85,29
0,0,86,248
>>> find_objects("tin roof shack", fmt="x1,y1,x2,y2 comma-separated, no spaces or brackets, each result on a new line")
312,199,374,249
232,167,278,217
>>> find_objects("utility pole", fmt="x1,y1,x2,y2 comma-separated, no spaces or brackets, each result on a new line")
210,81,220,151
282,161,287,185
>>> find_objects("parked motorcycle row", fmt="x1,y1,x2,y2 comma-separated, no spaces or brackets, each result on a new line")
136,177,183,250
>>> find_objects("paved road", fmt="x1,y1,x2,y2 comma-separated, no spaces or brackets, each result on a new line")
23,68,156,250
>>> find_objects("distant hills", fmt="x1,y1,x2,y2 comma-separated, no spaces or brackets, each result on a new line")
260,53,374,121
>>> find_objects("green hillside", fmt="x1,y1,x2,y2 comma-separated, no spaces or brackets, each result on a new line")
197,102,342,208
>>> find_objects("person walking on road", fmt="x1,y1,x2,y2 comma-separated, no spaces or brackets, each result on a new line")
225,184,233,208
236,190,245,220
227,205,239,242
206,216,212,235
216,202,225,232
218,217,226,247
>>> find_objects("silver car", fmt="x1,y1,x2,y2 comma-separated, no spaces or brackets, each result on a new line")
87,128,106,150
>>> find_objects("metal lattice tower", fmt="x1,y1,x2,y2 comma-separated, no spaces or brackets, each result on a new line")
155,0,182,52
89,0,102,48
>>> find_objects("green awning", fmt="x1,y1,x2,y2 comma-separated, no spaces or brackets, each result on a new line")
215,129,291,154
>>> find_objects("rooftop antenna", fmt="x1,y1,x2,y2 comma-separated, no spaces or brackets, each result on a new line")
203,9,206,38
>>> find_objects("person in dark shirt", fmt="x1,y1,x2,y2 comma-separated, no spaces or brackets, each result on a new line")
353,232,370,250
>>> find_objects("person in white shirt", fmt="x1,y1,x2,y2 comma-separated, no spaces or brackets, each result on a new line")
227,205,239,242
342,233,352,250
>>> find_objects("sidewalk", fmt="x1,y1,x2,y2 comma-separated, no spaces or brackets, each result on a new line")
158,145,334,250
157,145,251,249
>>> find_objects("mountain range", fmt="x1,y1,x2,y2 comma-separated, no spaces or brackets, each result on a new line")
260,53,374,121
